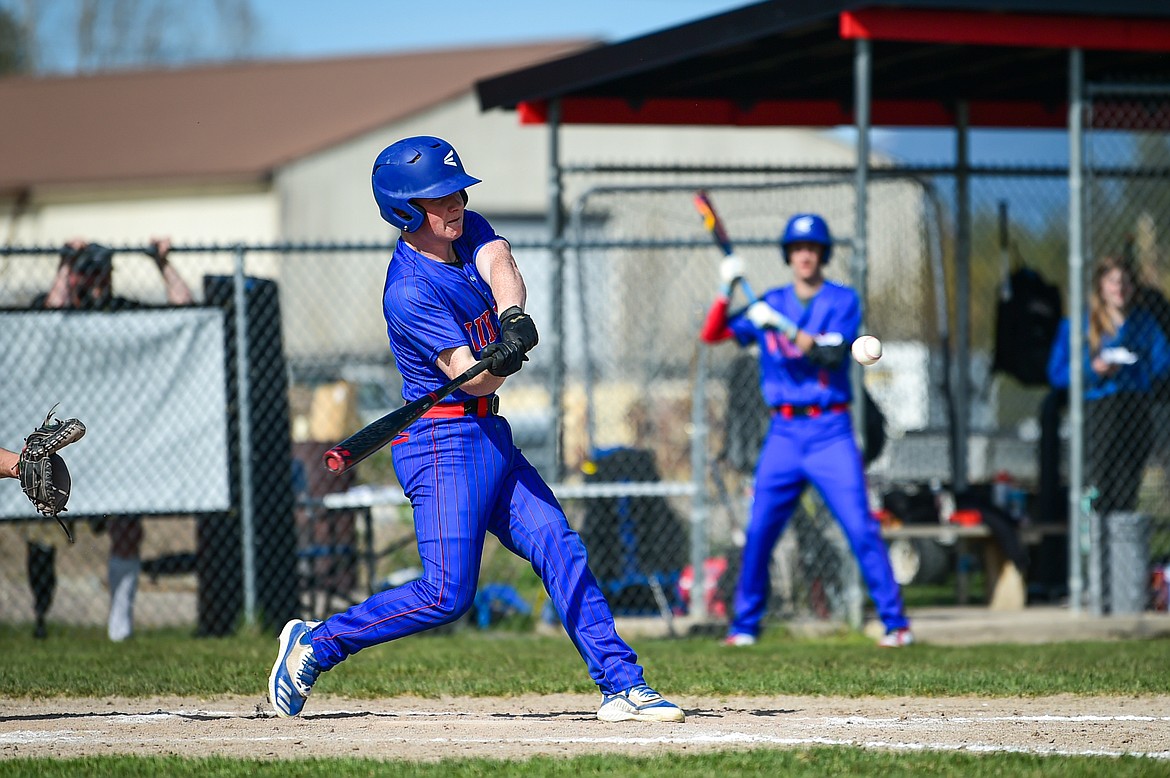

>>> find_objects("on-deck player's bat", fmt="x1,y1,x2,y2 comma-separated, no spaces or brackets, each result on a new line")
694,189,807,343
323,356,493,474
693,189,759,303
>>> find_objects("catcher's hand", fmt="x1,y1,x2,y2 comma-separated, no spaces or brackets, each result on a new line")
19,405,86,543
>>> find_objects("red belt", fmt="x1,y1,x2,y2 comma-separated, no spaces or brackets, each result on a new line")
421,396,499,419
773,402,849,419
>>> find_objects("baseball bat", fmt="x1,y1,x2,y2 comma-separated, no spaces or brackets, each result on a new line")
322,356,493,474
693,190,758,303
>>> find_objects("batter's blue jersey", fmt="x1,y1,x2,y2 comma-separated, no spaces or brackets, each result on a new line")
383,209,504,403
728,282,860,407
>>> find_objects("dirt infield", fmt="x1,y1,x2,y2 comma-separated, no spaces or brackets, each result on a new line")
2,693,1169,761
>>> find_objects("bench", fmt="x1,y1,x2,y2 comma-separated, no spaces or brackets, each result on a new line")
881,522,1068,610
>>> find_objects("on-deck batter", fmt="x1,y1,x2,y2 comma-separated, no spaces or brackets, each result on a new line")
269,135,683,724
699,213,912,648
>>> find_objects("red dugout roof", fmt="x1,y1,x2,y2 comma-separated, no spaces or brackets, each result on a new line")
476,1,1170,129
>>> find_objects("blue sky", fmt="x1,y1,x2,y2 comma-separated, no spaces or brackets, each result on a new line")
252,0,751,58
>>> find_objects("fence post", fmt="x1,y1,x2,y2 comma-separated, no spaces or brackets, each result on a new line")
690,344,711,620
232,244,257,627
546,98,567,479
1067,47,1086,614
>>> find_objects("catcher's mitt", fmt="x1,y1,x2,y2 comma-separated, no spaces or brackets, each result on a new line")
19,405,86,543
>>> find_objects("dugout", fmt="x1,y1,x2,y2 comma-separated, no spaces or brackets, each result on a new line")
476,0,1170,615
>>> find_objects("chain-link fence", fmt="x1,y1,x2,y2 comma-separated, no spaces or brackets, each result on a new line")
1077,83,1170,616
4,142,1169,642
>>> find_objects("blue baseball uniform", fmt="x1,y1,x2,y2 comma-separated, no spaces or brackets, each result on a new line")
702,281,907,636
308,210,646,695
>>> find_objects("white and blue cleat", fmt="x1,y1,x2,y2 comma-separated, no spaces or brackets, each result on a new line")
268,618,323,718
597,684,685,723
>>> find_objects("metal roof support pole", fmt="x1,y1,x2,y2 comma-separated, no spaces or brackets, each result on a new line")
689,344,710,621
953,102,971,495
1067,48,1086,615
233,244,256,627
546,98,566,480
847,36,872,632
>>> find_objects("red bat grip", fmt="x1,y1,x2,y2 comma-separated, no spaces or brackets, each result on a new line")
323,448,351,473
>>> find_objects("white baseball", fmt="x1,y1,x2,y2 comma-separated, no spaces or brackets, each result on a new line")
851,335,883,366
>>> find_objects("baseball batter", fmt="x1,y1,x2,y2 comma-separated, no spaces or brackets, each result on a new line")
699,213,912,647
269,136,683,723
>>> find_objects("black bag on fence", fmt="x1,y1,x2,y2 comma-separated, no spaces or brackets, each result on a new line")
579,447,689,615
862,388,888,466
992,267,1063,387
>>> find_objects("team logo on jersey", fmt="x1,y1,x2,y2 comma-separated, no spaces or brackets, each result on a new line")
464,311,497,351
444,150,458,167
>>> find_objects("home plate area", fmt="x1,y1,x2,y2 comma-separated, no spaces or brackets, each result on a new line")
1,694,1168,762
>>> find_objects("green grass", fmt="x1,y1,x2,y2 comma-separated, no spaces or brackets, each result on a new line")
0,750,1164,778
3,626,1168,775
2,623,1169,699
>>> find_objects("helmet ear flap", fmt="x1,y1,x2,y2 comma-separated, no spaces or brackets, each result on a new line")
394,204,425,232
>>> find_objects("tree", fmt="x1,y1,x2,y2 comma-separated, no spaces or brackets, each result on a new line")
0,5,27,73
0,0,256,74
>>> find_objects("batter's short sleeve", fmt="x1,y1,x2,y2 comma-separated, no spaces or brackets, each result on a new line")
728,312,757,347
462,210,508,258
824,285,861,340
385,274,467,365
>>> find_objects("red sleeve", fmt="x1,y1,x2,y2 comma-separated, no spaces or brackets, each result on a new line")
699,296,734,343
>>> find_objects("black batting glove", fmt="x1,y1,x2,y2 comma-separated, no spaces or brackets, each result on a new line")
482,339,527,377
499,306,539,353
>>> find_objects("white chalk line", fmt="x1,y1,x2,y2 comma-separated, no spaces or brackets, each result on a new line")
37,708,1170,724
821,714,1170,725
2,728,1168,760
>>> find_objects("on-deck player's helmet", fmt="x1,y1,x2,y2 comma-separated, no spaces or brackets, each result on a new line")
371,136,482,232
780,213,833,264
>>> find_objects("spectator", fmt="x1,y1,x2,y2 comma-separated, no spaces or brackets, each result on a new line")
39,237,193,310
38,237,194,641
1047,253,1170,518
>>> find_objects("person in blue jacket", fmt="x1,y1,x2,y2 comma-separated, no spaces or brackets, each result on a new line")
1048,253,1170,517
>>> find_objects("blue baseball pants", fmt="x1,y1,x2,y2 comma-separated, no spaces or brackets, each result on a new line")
729,411,908,635
310,413,646,695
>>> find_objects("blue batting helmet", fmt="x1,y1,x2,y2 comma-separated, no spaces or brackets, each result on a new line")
780,213,833,264
371,136,481,232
